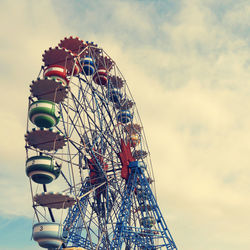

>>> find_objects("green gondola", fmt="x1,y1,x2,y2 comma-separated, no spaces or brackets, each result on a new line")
26,155,60,184
29,100,60,128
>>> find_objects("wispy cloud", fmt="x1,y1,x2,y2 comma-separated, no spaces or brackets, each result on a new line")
0,215,39,249
0,0,250,249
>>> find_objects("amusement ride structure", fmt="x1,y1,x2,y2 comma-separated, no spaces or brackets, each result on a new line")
25,36,177,249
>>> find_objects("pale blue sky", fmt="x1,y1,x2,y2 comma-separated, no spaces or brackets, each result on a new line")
0,0,250,249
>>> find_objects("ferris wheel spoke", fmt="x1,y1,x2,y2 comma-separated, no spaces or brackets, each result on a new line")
60,102,85,139
33,206,50,222
71,92,120,155
60,170,74,190
93,92,122,147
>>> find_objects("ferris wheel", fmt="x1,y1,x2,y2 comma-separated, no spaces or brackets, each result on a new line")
25,36,177,250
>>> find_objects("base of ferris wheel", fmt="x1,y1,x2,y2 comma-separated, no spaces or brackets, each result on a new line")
32,161,177,250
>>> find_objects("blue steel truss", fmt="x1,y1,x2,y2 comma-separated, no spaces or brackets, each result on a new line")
63,179,96,248
110,161,177,250
63,161,177,249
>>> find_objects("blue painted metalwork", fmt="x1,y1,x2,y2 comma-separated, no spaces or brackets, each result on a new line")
63,180,90,248
110,161,177,249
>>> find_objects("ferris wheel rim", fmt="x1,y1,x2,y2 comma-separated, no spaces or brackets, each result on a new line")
25,36,177,250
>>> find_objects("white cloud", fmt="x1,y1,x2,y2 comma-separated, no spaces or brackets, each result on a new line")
1,0,250,249
0,0,70,217
222,1,250,31
110,0,154,34
96,1,250,248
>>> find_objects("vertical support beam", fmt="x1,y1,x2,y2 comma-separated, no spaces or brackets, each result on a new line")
110,162,140,249
111,161,177,250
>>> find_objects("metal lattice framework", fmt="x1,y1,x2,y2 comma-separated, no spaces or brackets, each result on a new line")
25,37,177,250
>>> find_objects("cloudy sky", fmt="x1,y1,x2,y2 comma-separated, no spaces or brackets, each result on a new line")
0,0,250,249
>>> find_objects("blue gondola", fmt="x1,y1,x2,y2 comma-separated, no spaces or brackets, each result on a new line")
117,110,133,123
107,89,122,103
81,56,95,75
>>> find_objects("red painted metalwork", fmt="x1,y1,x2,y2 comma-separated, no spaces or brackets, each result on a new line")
88,151,108,185
118,139,135,180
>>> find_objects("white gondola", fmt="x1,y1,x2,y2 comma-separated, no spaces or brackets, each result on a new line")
33,222,67,249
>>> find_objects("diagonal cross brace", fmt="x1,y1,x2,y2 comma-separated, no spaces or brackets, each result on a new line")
110,161,177,250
